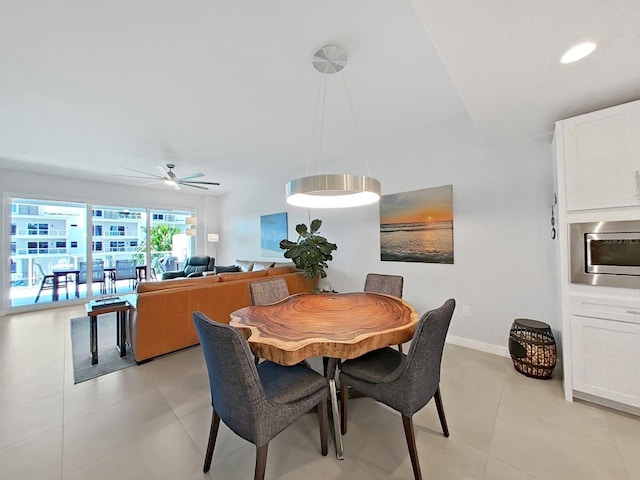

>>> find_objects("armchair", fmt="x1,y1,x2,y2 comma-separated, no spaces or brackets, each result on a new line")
161,255,215,280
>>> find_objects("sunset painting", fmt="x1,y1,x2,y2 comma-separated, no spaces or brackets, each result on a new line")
380,185,454,264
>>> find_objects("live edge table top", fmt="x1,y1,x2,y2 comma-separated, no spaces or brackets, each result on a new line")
229,292,419,366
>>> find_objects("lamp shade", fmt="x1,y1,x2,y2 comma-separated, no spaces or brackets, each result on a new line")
207,233,219,242
185,216,197,225
286,174,381,209
185,228,197,236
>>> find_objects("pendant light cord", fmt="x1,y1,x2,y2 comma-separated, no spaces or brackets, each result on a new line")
340,70,372,177
305,75,326,177
305,45,372,178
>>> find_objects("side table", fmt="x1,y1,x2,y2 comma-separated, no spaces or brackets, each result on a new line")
509,318,557,379
85,301,132,365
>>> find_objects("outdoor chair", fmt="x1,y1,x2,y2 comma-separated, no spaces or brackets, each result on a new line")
157,255,179,275
34,262,68,303
78,260,107,294
339,298,456,480
112,259,137,292
193,311,328,480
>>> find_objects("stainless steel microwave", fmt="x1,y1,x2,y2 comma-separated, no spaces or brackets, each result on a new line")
570,220,640,289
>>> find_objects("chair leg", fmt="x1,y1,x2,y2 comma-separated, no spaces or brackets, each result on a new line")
254,444,268,480
340,380,349,435
434,386,449,437
397,344,403,353
203,409,221,473
402,415,422,480
318,398,328,456
35,281,45,303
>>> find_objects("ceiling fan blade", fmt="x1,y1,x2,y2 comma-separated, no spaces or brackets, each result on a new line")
178,173,204,181
179,182,208,190
114,174,164,180
156,165,169,178
182,180,220,186
119,167,165,179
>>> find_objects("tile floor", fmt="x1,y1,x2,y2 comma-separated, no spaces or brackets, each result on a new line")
1,305,639,480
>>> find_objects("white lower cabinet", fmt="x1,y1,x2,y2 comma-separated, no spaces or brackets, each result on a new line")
571,313,640,408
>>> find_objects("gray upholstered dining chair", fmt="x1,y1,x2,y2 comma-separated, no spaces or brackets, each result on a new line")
249,277,291,365
364,273,404,351
339,299,456,480
364,273,404,298
193,311,328,480
249,277,290,306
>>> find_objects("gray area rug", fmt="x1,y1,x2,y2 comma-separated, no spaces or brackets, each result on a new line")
70,313,136,384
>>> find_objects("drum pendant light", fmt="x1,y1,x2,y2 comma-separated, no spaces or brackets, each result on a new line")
285,45,381,209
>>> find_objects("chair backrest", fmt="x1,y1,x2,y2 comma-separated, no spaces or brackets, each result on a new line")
159,256,178,272
397,298,455,415
34,262,47,278
192,311,269,445
183,255,213,276
115,259,137,280
78,260,105,284
249,277,290,305
364,273,404,298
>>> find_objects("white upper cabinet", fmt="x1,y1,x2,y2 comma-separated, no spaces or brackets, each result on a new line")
560,100,640,211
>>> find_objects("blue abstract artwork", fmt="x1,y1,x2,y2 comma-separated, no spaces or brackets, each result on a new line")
260,212,288,257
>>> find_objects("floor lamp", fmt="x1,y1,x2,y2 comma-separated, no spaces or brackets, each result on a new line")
207,234,219,262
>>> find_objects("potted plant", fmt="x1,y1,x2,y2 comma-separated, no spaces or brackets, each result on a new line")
279,219,337,290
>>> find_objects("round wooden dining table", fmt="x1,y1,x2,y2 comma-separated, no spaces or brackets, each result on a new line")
229,292,419,459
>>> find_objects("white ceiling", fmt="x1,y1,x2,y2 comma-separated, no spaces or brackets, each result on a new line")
1,0,639,195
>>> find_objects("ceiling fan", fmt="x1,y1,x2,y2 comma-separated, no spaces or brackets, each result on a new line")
115,163,220,190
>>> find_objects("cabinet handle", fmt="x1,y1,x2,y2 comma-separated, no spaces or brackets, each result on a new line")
625,310,640,315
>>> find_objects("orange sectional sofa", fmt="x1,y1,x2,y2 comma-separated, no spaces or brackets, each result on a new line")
127,265,314,362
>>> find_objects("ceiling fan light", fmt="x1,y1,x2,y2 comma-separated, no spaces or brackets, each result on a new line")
560,42,597,64
286,174,381,208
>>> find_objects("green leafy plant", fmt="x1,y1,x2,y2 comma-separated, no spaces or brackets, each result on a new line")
279,219,337,285
135,223,181,265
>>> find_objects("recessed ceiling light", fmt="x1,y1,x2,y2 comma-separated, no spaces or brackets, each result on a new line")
561,42,597,64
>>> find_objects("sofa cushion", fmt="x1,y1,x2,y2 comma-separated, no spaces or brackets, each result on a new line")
271,262,296,268
252,261,275,271
267,265,299,275
216,265,241,273
218,270,268,282
235,260,254,272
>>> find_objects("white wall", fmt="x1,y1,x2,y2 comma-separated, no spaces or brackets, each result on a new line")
218,114,560,352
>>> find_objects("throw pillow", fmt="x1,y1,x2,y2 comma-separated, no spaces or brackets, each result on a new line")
215,265,241,274
235,260,254,272
252,261,276,271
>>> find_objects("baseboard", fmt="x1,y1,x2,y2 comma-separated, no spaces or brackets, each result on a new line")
446,334,509,358
573,391,640,417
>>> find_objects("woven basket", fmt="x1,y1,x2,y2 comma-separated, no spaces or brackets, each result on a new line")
509,318,557,379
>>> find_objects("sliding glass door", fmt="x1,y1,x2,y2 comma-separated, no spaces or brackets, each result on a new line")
149,209,194,279
10,198,87,307
8,198,195,308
